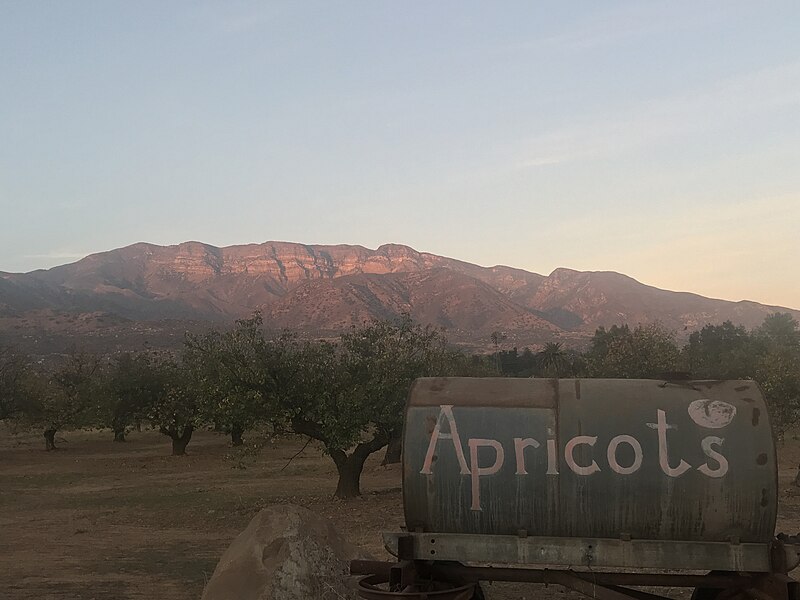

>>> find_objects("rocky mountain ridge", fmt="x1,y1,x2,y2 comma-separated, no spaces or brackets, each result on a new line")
1,240,797,353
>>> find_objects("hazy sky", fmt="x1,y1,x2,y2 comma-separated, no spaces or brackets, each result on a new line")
1,2,799,308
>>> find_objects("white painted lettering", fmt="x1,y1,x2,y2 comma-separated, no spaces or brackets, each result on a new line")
420,405,470,475
513,437,540,475
469,438,505,511
565,435,601,475
607,434,643,475
697,436,728,478
655,409,691,477
546,439,559,475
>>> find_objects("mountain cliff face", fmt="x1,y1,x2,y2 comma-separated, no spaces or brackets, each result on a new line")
1,240,797,352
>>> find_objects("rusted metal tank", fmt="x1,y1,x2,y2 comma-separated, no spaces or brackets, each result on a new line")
402,378,777,545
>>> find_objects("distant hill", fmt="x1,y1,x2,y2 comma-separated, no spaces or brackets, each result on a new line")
1,241,797,354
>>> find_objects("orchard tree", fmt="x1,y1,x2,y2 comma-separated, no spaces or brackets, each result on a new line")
276,319,463,497
143,356,203,456
24,351,100,450
187,324,365,493
0,346,31,421
276,338,376,497
99,352,161,442
190,313,471,497
338,316,459,469
184,321,278,446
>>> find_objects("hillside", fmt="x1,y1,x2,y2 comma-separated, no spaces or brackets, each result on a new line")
1,241,797,354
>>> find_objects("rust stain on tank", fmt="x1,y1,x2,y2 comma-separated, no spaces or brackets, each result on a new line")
426,414,437,434
430,379,445,392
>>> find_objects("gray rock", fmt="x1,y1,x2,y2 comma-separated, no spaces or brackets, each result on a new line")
201,504,370,600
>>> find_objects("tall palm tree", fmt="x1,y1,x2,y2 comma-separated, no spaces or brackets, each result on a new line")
537,342,569,378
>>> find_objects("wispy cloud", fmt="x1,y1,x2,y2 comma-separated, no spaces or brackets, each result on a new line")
534,4,685,52
503,3,742,55
189,3,292,35
513,61,800,168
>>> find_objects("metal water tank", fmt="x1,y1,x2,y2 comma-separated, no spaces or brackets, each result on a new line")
402,378,777,543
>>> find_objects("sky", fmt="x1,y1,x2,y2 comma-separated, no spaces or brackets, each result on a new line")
1,1,799,308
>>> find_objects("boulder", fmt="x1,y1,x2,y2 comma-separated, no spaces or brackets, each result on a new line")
201,504,370,600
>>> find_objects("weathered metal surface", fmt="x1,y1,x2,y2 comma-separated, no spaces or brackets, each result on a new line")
408,377,557,408
427,565,759,589
403,378,777,555
383,532,773,572
353,561,763,589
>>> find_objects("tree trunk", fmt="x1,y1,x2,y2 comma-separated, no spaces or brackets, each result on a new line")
172,425,193,456
330,435,389,499
230,424,244,447
162,425,193,456
381,433,402,465
289,418,388,499
113,428,126,442
332,451,369,498
44,428,57,451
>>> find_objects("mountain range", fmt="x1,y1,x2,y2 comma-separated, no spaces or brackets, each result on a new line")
1,241,797,354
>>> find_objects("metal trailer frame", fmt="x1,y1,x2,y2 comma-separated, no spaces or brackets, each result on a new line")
351,533,800,600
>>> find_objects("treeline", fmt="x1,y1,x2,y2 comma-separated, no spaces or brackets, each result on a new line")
0,315,492,497
496,314,800,431
1,312,798,498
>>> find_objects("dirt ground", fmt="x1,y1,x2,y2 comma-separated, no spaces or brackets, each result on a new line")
3,427,800,600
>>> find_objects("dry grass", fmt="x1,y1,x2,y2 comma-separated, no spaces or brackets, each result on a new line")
3,426,800,600
0,427,402,600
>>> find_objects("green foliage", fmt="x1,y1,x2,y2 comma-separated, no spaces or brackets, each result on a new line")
679,314,800,433
494,347,535,377
184,313,470,496
536,342,575,377
0,345,31,421
448,351,499,377
6,308,798,482
756,313,800,350
586,323,680,378
15,350,102,449
97,352,163,438
28,351,100,431
335,316,456,444
141,356,200,435
753,314,800,435
756,346,800,436
682,321,762,379
184,313,288,436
